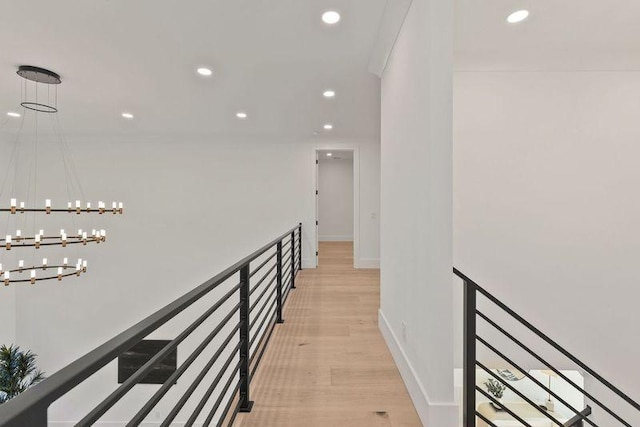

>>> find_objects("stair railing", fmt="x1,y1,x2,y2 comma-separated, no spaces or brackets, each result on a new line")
0,223,303,427
455,268,639,427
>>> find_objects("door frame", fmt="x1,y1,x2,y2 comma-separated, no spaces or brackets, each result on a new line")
313,146,360,268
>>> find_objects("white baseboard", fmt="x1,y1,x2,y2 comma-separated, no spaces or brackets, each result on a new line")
318,235,353,241
355,258,380,269
378,309,459,427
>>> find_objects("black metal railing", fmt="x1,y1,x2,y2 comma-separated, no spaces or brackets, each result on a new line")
0,223,303,426
455,268,640,427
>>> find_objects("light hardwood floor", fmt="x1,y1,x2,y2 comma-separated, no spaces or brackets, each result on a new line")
235,241,421,427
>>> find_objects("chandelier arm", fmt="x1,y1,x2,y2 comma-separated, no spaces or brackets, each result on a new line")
4,270,86,285
0,208,123,214
3,264,84,274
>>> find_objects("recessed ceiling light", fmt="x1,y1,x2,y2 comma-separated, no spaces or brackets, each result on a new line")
326,152,332,157
7,112,20,118
236,112,248,119
121,112,134,119
323,90,336,98
196,67,213,76
323,123,333,130
322,11,341,25
506,10,529,24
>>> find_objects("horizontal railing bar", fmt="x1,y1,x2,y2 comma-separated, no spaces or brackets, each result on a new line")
0,225,301,424
249,264,276,297
476,309,631,427
80,284,242,425
249,297,278,348
127,311,242,426
189,357,242,427
476,386,533,427
160,336,242,427
477,361,564,427
250,314,277,379
282,270,292,287
249,287,277,332
223,388,242,427
249,277,278,329
249,251,277,279
565,405,592,427
475,411,499,427
249,274,277,312
455,267,640,412
281,239,292,249
283,279,293,304
205,369,242,427
282,262,292,277
475,334,598,427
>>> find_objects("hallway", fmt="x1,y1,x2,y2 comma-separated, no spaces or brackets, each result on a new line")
236,242,421,427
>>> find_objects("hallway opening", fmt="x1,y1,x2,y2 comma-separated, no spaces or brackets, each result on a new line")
315,149,357,268
236,241,420,426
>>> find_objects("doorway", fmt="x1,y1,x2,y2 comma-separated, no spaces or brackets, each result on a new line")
315,148,357,267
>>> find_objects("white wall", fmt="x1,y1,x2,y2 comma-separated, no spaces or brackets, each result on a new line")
454,71,640,424
318,158,354,241
378,0,457,425
0,133,380,424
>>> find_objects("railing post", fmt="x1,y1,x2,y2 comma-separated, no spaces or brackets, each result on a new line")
276,241,284,323
463,280,476,427
290,230,296,289
298,222,302,271
238,264,254,412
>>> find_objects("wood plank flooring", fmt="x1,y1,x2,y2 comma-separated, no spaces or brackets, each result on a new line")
234,241,421,427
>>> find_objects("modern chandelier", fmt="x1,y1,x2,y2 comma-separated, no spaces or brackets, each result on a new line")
0,65,123,286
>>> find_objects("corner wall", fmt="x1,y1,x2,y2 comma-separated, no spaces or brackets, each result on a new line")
454,71,640,423
379,0,457,424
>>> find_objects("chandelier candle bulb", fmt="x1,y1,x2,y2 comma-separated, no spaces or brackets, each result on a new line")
4,271,9,286
118,202,123,213
67,202,72,211
63,257,68,267
45,199,51,214
19,201,24,212
76,200,81,214
18,260,24,270
86,202,91,212
35,234,41,249
57,267,62,281
5,235,11,250
30,270,36,284
42,258,48,269
15,230,21,240
10,198,16,214
98,201,105,214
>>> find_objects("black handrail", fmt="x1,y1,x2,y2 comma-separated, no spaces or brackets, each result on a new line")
455,267,639,427
0,223,303,426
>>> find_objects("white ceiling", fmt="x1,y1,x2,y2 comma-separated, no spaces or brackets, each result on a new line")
456,0,640,71
0,0,385,139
